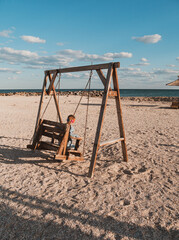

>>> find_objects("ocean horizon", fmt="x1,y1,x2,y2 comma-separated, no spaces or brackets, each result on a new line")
0,89,178,97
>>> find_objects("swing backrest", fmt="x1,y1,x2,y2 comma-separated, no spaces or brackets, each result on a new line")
31,119,69,151
42,119,67,141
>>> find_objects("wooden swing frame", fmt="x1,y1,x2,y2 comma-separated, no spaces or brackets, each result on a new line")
29,62,128,178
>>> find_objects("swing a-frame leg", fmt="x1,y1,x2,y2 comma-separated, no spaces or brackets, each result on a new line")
88,63,128,178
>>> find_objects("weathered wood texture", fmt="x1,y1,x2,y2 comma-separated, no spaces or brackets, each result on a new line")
100,138,124,147
47,73,63,123
34,75,48,133
88,64,113,178
112,67,128,162
45,62,120,74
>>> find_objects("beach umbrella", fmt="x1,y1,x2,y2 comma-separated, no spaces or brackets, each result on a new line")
166,76,179,86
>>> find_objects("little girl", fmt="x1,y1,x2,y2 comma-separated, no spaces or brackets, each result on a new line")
67,114,78,149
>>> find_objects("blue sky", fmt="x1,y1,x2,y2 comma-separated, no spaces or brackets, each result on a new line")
0,0,178,89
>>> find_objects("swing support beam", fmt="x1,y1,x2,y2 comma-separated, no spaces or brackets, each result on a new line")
31,62,128,178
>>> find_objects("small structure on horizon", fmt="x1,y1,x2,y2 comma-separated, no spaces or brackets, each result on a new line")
166,76,179,86
166,76,179,109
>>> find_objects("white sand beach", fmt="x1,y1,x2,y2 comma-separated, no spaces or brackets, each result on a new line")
0,95,178,240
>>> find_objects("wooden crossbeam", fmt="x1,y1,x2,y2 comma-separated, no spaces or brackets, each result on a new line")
45,62,120,74
96,69,106,86
96,69,112,91
108,91,117,97
47,73,62,123
47,72,57,95
100,138,124,147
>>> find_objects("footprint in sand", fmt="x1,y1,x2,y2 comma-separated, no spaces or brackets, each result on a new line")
138,166,147,173
123,169,133,175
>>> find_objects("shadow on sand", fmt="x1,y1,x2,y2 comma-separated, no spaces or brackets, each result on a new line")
0,139,85,177
0,185,178,240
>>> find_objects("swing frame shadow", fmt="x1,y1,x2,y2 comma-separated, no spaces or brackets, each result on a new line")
28,62,128,178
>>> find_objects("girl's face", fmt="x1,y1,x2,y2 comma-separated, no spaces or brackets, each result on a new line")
71,119,75,124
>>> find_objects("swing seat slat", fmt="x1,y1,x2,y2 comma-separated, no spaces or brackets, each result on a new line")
38,141,59,151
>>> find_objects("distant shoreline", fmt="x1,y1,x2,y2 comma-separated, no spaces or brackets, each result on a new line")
0,90,178,102
0,89,178,97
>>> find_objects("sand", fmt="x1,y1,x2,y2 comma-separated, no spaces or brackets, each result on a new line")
0,95,178,240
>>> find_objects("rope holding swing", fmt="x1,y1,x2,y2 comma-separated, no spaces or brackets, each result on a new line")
73,70,93,116
30,73,62,144
57,72,61,121
40,72,61,121
83,70,92,154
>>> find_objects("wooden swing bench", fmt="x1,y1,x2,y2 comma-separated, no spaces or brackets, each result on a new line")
27,119,84,161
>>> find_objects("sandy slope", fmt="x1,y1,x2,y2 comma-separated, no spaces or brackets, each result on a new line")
0,95,178,240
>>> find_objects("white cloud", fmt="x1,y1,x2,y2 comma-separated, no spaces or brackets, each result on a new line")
0,29,14,38
120,67,141,72
153,68,179,75
130,58,150,66
0,47,71,67
57,49,132,62
20,35,46,43
58,49,84,57
0,67,21,74
119,67,152,79
0,47,132,70
176,57,179,61
166,64,177,67
130,62,150,66
141,58,148,62
132,34,162,44
104,52,132,58
56,42,64,46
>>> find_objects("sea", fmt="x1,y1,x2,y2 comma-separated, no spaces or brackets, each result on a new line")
0,89,179,97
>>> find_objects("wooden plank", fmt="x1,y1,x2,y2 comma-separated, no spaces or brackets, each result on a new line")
67,156,84,161
96,69,112,91
108,91,117,97
43,125,66,134
38,141,58,151
96,69,106,86
55,154,67,160
113,67,128,162
48,73,63,123
68,149,82,157
88,63,113,178
43,119,66,129
56,124,70,155
31,120,43,149
34,74,48,134
42,131,61,140
55,154,84,161
45,62,120,74
100,138,124,147
62,124,70,155
71,136,83,140
46,72,57,95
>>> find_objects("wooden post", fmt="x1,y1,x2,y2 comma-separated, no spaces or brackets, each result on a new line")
48,73,63,123
88,64,113,178
34,74,48,134
96,69,112,91
112,67,128,162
